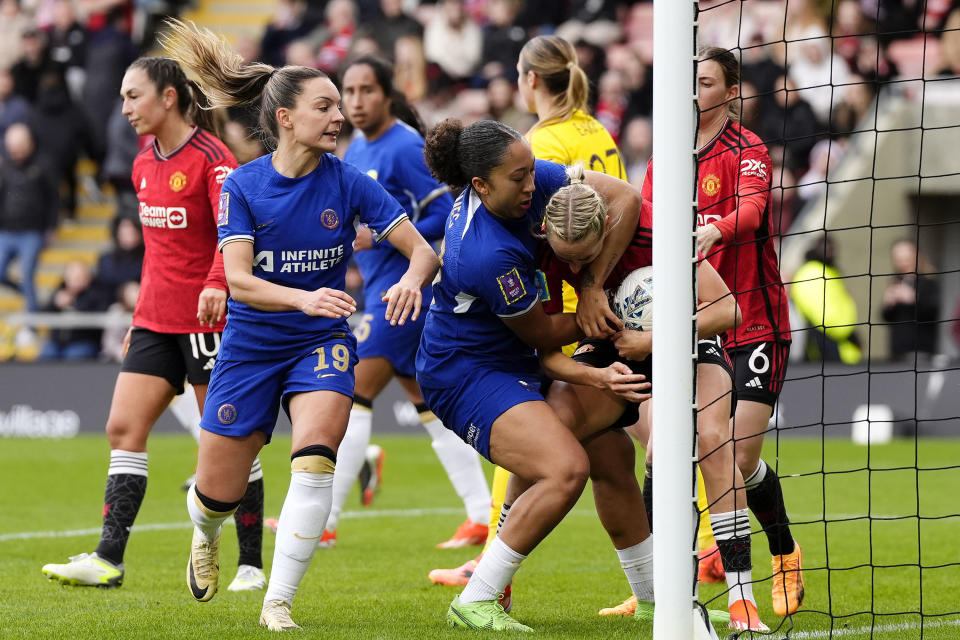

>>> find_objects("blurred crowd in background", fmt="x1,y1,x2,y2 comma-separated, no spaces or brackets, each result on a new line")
1,0,958,361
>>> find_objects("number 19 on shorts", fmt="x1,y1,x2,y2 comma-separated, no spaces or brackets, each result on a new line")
314,344,350,374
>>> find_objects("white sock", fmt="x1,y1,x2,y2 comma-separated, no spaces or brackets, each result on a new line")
421,412,491,524
169,388,202,442
710,509,755,607
325,406,371,531
460,536,526,603
616,536,654,602
743,460,767,490
265,470,334,605
108,449,148,477
249,457,263,482
187,484,232,541
496,502,511,535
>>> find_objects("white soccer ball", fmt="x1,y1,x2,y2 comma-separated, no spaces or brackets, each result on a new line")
610,266,654,331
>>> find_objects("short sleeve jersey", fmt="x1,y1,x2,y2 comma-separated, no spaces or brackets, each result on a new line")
344,121,451,302
217,153,408,361
642,119,791,346
131,127,236,333
416,160,568,388
528,110,626,181
539,198,653,314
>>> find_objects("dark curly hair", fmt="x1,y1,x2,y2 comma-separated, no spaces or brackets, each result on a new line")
423,119,524,189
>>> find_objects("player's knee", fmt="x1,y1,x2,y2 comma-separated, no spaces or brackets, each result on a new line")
588,440,635,484
105,417,148,450
553,449,589,498
291,444,337,475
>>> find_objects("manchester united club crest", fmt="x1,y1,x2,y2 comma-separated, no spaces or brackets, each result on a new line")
169,171,188,192
321,209,339,229
701,174,721,197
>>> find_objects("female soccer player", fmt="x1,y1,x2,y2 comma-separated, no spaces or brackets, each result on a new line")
161,20,439,631
428,33,632,587
41,56,266,593
642,46,803,618
541,165,764,632
418,119,646,631
317,54,490,549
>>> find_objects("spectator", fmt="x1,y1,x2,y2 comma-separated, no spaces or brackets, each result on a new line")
81,7,136,154
40,260,112,360
32,70,100,218
479,0,526,81
12,29,60,104
595,69,628,144
222,118,267,165
45,0,88,103
0,123,58,312
790,236,862,363
100,279,138,362
0,67,32,140
259,0,318,67
881,238,942,361
394,33,427,103
314,0,356,73
757,74,823,173
937,4,960,76
0,0,32,70
100,99,140,199
370,0,422,57
620,115,651,188
283,38,318,67
424,0,482,87
94,215,143,299
485,74,533,133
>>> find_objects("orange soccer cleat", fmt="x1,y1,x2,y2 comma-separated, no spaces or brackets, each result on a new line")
771,540,805,616
697,543,726,584
729,599,769,632
598,594,637,616
436,519,488,549
428,555,480,586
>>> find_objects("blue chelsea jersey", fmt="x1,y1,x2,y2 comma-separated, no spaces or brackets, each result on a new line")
416,160,568,388
344,122,450,303
217,153,407,360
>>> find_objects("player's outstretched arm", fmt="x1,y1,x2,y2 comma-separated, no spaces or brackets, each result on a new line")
378,219,440,326
539,350,650,403
696,259,741,338
501,304,581,354
221,240,356,317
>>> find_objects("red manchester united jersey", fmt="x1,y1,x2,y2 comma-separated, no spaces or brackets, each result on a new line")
642,119,791,346
131,127,236,333
539,199,654,315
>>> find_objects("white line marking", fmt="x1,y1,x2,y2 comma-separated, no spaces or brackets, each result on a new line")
766,617,960,639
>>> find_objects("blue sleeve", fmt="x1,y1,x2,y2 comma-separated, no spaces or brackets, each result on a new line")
473,246,540,319
396,143,451,244
217,176,254,250
344,162,408,241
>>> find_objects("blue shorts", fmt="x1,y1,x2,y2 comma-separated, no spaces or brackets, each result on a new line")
419,368,546,461
201,338,358,443
354,298,425,379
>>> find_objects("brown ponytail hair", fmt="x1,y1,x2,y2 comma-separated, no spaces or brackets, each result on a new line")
518,35,589,132
699,45,741,120
127,56,223,138
159,18,330,148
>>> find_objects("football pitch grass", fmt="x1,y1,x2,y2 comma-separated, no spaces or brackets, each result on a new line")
2,433,959,639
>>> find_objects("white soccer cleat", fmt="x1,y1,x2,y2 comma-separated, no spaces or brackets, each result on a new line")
42,552,124,588
187,528,220,602
260,599,301,631
227,564,266,592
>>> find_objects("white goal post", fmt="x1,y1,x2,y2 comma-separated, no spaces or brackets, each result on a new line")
651,0,700,638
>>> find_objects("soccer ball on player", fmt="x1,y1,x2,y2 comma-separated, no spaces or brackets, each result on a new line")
609,266,654,331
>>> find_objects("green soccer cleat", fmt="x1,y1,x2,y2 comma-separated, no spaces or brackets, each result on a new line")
187,528,220,602
446,595,533,632
42,552,123,588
